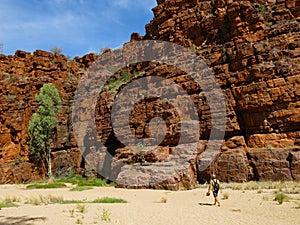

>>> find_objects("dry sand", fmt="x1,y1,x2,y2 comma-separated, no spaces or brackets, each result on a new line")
0,184,299,225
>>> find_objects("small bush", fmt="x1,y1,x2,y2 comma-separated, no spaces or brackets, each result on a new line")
274,193,289,204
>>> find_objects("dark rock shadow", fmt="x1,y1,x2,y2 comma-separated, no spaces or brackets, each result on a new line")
0,215,46,225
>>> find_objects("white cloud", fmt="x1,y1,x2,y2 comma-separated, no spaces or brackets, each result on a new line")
0,0,157,56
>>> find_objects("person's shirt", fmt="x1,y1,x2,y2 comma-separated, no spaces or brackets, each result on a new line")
210,179,220,190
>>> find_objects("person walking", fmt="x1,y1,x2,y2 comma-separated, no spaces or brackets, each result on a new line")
207,174,222,206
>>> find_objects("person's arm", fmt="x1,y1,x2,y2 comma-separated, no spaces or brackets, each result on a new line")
208,181,211,192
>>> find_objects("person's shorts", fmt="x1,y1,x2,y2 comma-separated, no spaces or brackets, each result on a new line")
213,190,219,197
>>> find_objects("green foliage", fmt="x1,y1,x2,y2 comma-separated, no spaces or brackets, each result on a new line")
274,193,289,204
91,197,127,204
62,197,127,204
0,202,18,209
258,4,267,14
62,200,85,204
26,182,66,189
106,69,132,91
0,195,20,209
57,174,114,187
28,83,62,177
69,186,93,192
132,70,140,77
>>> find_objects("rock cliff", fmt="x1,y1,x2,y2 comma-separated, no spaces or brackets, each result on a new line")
0,50,98,182
0,0,299,189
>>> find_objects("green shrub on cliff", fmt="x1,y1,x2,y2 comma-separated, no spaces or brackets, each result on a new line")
28,83,62,177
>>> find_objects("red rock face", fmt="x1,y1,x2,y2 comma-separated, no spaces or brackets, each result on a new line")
141,0,300,186
0,0,300,188
0,50,98,183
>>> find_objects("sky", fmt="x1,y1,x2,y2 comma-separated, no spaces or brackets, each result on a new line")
0,0,157,57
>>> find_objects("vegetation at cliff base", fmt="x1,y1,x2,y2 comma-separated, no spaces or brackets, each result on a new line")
28,83,62,177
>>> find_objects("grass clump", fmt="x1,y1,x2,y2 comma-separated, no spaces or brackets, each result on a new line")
0,202,18,209
76,218,83,224
26,174,114,190
101,208,112,222
222,192,229,200
274,193,290,204
62,200,86,204
70,186,93,192
262,196,269,201
0,196,20,209
257,189,263,194
244,181,260,190
160,197,167,203
57,174,114,187
91,197,127,204
62,197,127,204
26,181,66,189
76,204,87,213
293,201,300,209
25,194,63,205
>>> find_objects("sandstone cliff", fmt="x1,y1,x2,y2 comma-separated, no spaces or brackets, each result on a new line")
0,0,299,189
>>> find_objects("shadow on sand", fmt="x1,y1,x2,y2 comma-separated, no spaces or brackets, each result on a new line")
0,215,47,225
198,203,214,206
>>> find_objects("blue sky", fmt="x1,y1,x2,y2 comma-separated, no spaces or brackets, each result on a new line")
0,0,157,57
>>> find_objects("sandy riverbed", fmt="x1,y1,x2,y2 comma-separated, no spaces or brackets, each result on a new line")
0,184,299,225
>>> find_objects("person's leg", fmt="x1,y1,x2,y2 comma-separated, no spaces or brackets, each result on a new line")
213,191,220,206
213,191,217,205
216,191,220,206
216,196,220,206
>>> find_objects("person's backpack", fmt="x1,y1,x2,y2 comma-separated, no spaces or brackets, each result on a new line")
213,179,219,192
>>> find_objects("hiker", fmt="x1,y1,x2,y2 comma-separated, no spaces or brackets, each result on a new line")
207,174,222,206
